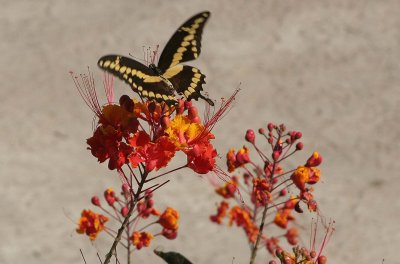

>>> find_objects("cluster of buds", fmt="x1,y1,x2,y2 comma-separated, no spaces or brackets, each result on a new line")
77,186,179,250
210,122,327,262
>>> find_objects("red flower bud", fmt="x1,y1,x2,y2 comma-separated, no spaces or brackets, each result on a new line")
267,123,274,132
161,116,171,129
177,99,185,114
269,261,277,264
148,102,156,113
296,142,304,150
279,188,287,196
162,228,178,240
184,100,192,109
119,95,134,112
188,106,199,121
122,184,130,194
295,132,302,139
258,128,265,134
317,255,327,264
285,138,291,144
245,129,255,143
121,206,129,217
272,151,280,161
306,152,322,167
91,196,101,206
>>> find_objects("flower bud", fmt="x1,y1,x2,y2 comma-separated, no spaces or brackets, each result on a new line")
177,99,185,114
122,184,130,194
296,142,304,150
91,196,101,206
317,255,327,264
267,123,274,132
279,188,287,196
295,131,302,140
121,206,129,217
184,100,192,109
148,102,156,113
306,152,322,167
269,261,277,264
258,128,265,134
162,228,178,240
245,129,255,143
272,150,280,161
188,106,199,121
285,138,291,144
161,115,171,129
119,95,134,112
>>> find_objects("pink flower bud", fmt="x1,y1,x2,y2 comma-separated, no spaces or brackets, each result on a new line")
184,100,192,109
267,123,274,132
285,138,291,144
188,106,199,121
272,151,280,161
280,188,287,196
296,142,304,150
122,184,130,194
245,129,255,143
177,99,185,114
295,131,302,139
91,196,101,206
258,128,265,134
269,261,277,264
121,206,129,217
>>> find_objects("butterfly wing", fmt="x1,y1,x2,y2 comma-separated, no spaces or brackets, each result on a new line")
163,65,213,105
98,55,177,105
157,11,210,72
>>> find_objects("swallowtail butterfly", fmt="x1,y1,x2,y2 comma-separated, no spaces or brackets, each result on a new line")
98,11,213,106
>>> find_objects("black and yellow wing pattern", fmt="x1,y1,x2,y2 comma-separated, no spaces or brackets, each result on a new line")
98,11,213,106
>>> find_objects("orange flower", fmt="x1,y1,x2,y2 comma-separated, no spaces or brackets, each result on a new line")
291,166,321,191
159,207,179,230
215,177,238,198
226,147,250,172
210,201,229,224
229,206,259,243
274,208,295,229
76,209,108,240
252,178,272,206
131,231,154,249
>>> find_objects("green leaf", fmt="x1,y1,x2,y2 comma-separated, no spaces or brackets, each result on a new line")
154,249,193,264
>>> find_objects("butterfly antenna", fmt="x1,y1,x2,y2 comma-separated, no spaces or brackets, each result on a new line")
128,51,148,65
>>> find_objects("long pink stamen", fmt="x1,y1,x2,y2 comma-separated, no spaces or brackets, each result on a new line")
103,72,115,104
70,68,102,118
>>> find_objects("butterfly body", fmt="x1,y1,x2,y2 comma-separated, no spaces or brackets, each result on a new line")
98,11,213,106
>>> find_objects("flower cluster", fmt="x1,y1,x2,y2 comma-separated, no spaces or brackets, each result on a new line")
210,122,327,262
77,186,179,250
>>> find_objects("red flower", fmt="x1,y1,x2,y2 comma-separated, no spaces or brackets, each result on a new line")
76,210,108,240
186,142,217,174
210,201,229,224
215,177,238,199
158,207,179,230
285,227,299,245
252,178,272,206
128,132,177,172
131,231,153,249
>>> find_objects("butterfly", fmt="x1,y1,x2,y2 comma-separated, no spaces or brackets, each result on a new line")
98,11,213,106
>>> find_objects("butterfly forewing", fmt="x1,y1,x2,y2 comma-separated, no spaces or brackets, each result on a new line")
98,55,177,105
157,11,210,72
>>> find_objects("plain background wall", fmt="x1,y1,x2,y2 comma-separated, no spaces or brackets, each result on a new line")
1,1,399,263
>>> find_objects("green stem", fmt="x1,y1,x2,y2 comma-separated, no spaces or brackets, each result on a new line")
103,171,148,264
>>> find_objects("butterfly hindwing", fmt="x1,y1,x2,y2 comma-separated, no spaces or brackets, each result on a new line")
164,65,206,102
98,55,177,105
157,11,210,72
